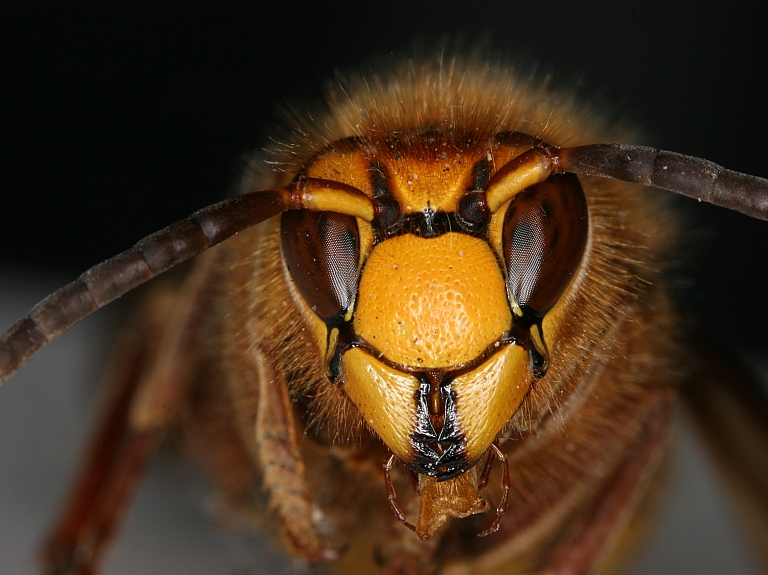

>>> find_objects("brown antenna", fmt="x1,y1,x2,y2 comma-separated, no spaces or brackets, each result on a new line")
0,146,765,385
0,179,374,385
555,144,768,220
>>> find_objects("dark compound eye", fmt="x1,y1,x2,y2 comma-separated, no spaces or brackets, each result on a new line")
281,210,360,327
502,173,588,318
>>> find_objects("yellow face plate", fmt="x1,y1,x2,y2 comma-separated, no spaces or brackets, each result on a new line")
341,348,420,461
452,344,530,462
354,233,511,368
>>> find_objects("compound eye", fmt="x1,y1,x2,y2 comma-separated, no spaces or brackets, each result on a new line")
281,210,360,326
502,173,588,318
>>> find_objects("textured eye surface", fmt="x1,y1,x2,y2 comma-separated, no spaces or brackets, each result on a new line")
502,173,588,317
281,210,360,325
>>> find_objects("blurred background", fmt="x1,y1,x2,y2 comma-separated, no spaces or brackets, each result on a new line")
1,2,766,574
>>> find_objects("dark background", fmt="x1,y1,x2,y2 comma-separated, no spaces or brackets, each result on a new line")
1,3,767,574
2,2,767,357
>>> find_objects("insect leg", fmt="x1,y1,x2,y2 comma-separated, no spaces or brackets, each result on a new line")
477,445,497,491
39,293,173,574
253,347,339,562
40,256,217,575
379,455,445,575
477,443,510,538
540,390,673,575
383,455,417,533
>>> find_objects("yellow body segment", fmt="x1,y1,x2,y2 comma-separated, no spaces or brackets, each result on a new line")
354,233,511,368
341,348,420,460
452,344,531,463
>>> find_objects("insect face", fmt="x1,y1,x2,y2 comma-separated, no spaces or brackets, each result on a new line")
277,131,591,535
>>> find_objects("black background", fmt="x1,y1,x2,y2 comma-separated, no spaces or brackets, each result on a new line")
2,2,767,355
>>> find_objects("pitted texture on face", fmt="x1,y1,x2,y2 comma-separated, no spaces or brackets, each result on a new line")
355,233,511,368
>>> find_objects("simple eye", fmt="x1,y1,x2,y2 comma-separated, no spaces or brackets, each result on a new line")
502,173,588,318
281,210,360,326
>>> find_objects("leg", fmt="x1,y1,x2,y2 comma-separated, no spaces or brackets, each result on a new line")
41,258,217,575
540,390,673,575
40,294,168,575
477,443,510,538
254,346,338,561
384,455,417,533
